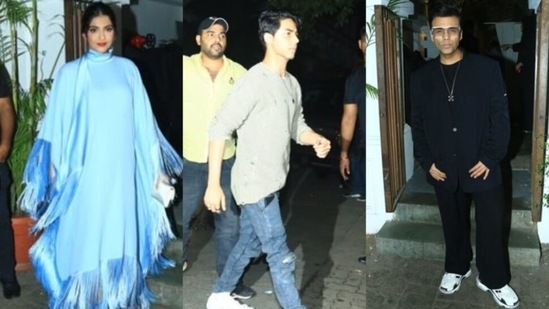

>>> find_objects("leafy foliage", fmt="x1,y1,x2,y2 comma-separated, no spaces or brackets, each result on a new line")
267,0,363,26
0,0,57,214
365,0,408,99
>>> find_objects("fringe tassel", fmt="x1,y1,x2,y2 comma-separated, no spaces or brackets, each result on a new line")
19,139,52,218
139,175,176,275
32,225,155,309
55,258,152,308
147,205,175,275
146,129,181,274
31,168,81,233
30,224,62,298
157,127,183,177
19,139,81,234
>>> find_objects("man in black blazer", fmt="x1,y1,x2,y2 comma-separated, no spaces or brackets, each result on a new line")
411,2,519,308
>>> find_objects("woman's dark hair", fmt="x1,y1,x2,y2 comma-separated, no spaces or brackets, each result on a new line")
258,10,301,48
428,1,462,28
81,2,116,34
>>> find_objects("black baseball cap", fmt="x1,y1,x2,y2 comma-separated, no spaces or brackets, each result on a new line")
197,17,229,34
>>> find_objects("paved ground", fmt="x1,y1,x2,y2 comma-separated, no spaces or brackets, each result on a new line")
182,166,366,309
0,166,364,309
366,131,549,308
0,260,179,309
366,236,549,308
0,227,182,308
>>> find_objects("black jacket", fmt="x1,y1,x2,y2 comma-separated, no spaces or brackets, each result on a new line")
410,51,510,192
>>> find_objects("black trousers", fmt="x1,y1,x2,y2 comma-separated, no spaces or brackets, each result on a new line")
0,162,16,282
434,183,511,289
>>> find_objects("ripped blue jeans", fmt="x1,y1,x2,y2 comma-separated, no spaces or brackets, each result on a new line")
213,192,305,309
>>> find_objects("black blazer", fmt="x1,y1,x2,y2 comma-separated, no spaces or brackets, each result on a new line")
410,51,510,193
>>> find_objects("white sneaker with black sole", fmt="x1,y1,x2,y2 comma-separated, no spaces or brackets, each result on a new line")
476,276,520,309
439,268,472,294
206,292,254,309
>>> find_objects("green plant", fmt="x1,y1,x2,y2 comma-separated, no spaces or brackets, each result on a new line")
538,144,549,208
365,0,408,99
0,0,62,214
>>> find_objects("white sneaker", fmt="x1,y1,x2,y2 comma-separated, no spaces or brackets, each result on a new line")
206,292,254,309
182,260,187,272
476,276,520,309
439,268,472,294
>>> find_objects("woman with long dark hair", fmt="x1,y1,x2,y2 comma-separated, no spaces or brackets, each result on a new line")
19,2,182,308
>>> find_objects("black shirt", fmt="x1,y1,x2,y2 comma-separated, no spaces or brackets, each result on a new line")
0,66,10,98
343,66,366,141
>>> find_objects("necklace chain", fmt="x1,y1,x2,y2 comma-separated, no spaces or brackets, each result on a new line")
439,59,462,102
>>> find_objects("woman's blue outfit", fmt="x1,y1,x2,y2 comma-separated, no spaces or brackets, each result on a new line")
19,49,182,308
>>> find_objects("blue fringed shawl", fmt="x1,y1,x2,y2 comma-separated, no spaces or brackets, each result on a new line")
18,49,182,309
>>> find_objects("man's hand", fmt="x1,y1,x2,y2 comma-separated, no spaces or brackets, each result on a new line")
429,163,447,181
515,62,523,74
313,137,331,158
339,155,350,181
469,161,490,180
0,144,9,162
204,185,226,213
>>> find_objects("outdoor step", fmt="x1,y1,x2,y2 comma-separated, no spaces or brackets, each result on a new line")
148,239,182,308
396,191,535,229
376,221,540,267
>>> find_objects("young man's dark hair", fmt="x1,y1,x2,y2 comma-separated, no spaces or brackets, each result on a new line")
428,1,462,27
257,11,301,47
205,9,329,309
359,25,366,39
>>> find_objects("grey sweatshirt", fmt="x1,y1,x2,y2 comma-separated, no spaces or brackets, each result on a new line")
209,63,311,205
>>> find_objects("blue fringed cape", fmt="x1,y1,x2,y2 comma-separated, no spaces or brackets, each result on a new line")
18,49,183,309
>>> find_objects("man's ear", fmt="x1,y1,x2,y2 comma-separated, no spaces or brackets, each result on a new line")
263,32,273,46
195,34,201,46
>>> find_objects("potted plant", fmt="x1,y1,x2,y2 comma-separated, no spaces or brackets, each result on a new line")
0,0,62,270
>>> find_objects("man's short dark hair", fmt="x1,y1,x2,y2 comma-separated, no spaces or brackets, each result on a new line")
428,1,462,28
359,25,366,39
258,10,301,48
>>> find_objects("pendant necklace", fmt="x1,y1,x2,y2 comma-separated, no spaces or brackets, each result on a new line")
439,58,462,102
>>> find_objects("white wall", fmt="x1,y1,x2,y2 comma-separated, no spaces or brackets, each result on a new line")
366,1,549,245
0,1,66,89
127,0,183,45
366,0,394,234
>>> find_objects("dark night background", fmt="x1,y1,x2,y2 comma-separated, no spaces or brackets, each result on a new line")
182,0,365,78
182,0,365,168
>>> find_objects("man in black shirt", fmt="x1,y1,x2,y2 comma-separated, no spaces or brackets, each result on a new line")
339,26,366,201
411,2,518,308
0,66,20,299
339,26,366,265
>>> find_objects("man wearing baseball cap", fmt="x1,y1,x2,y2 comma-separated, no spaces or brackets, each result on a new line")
197,16,229,33
182,16,255,300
